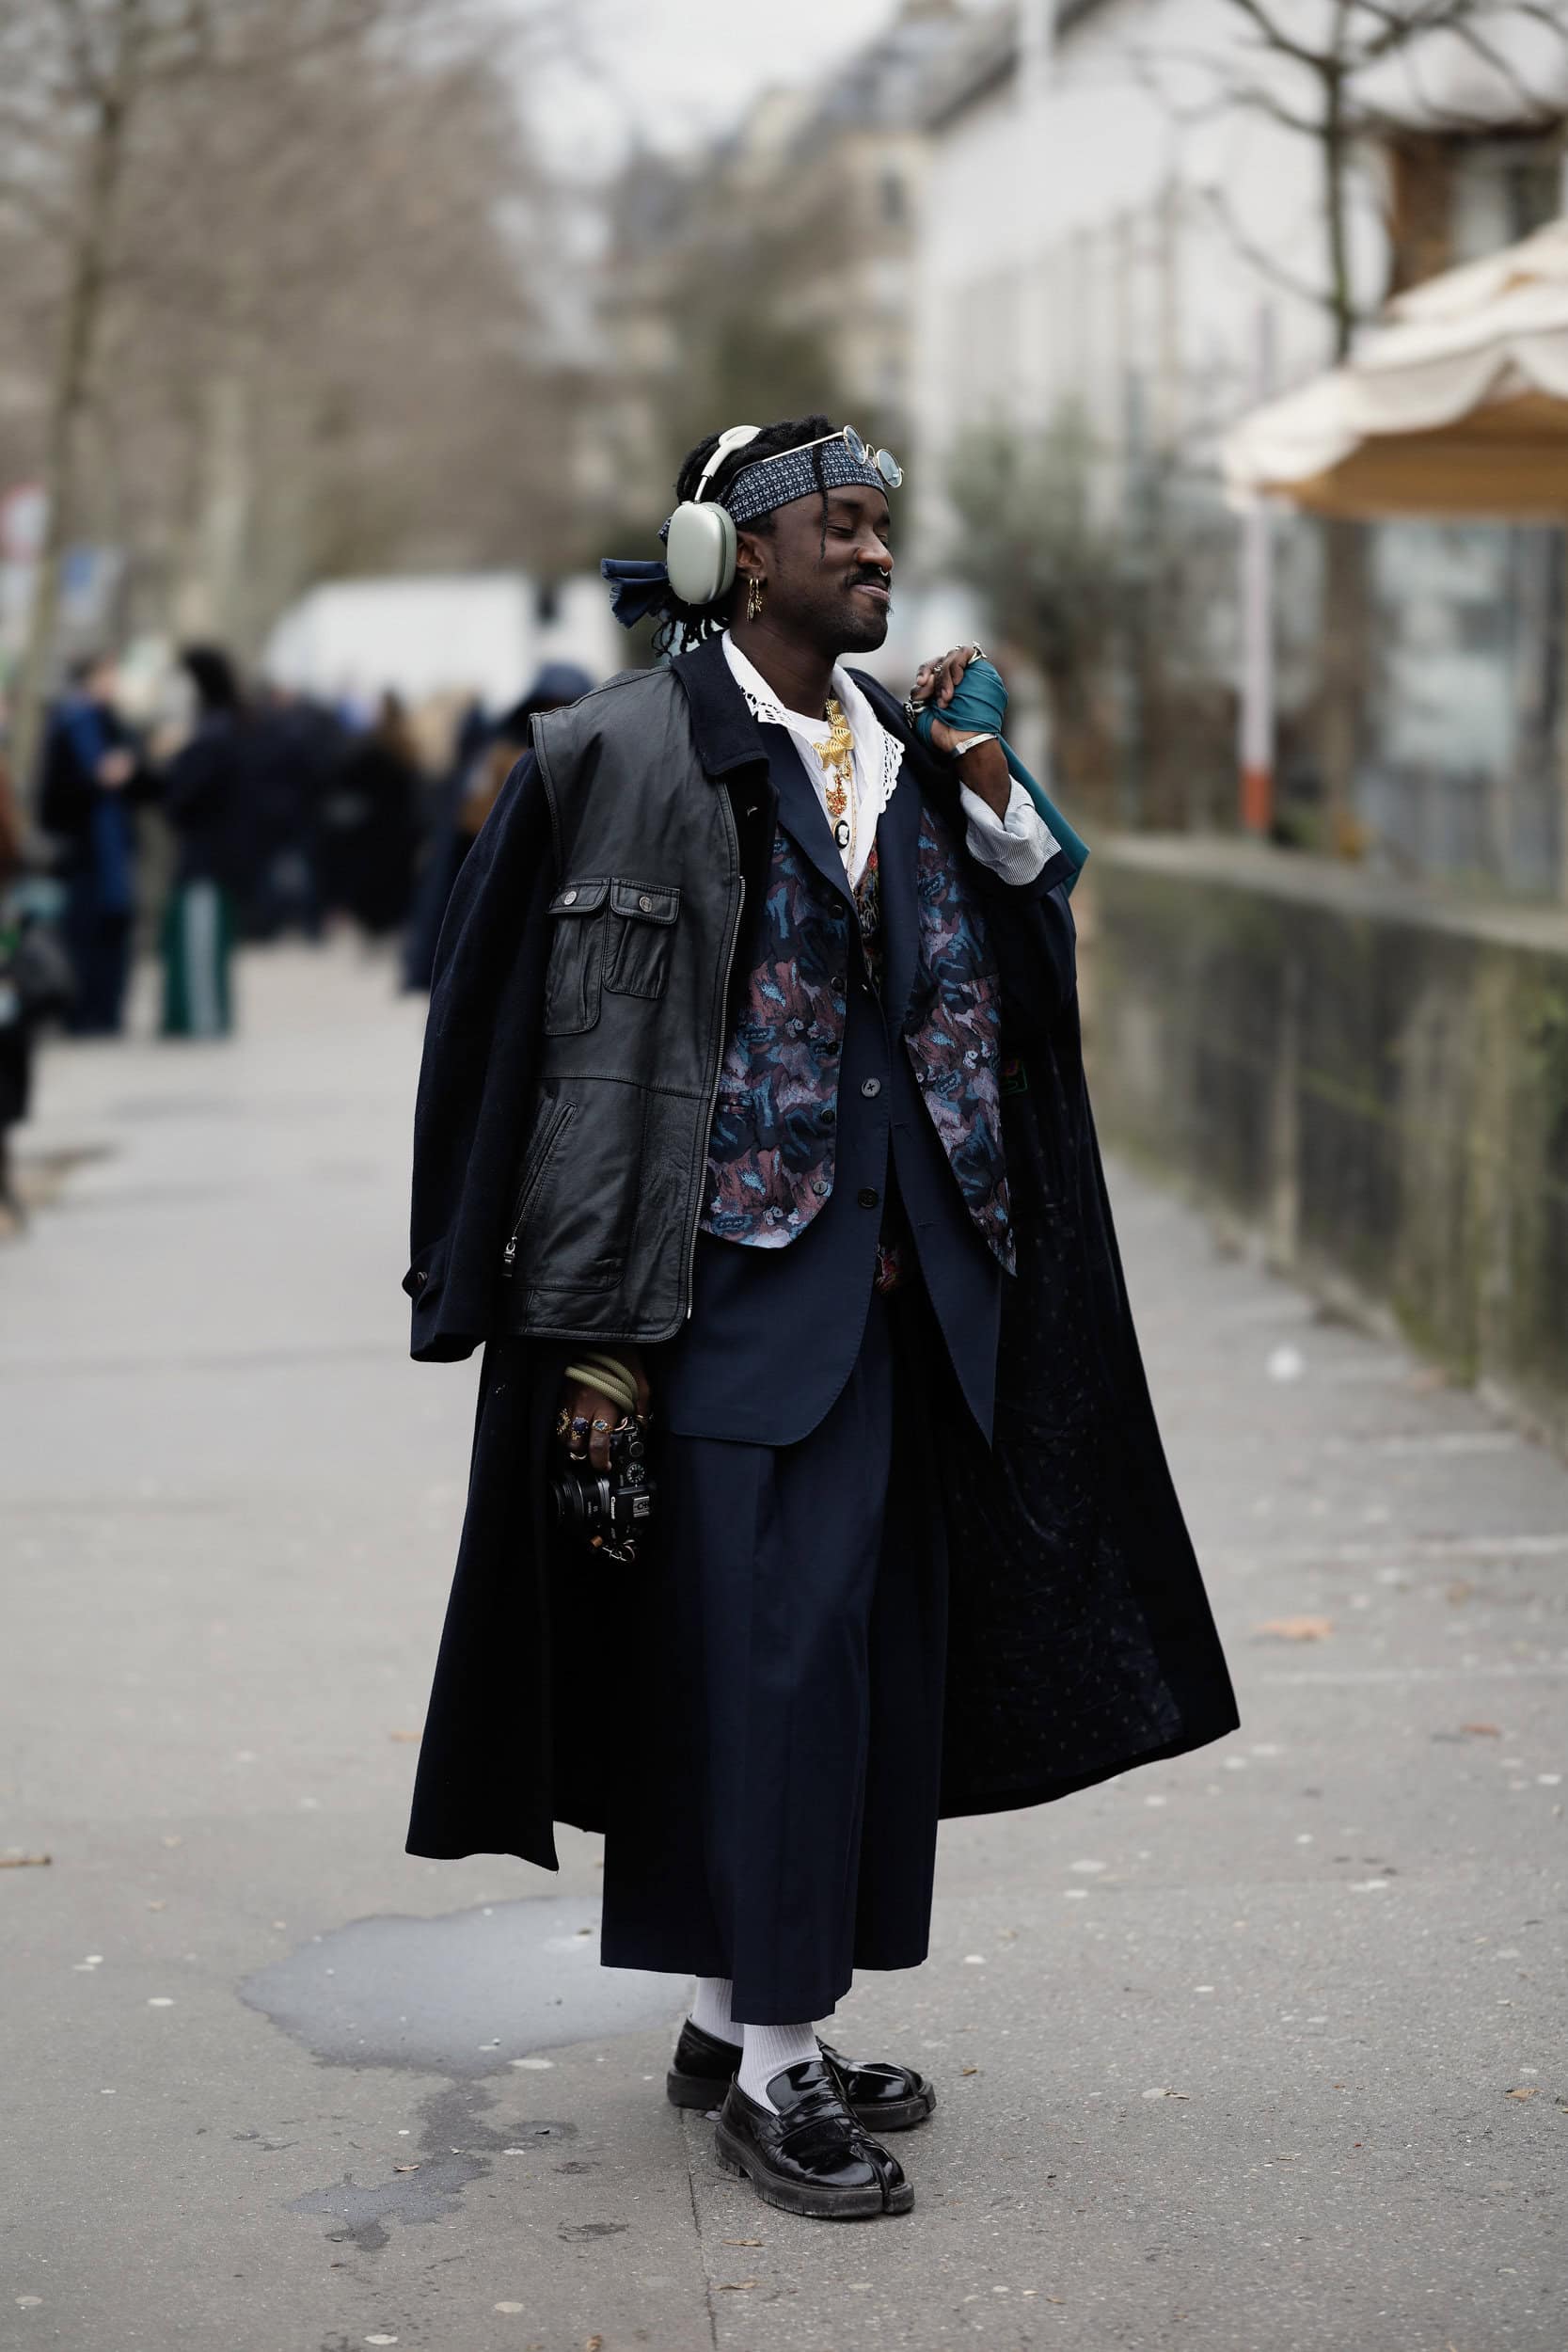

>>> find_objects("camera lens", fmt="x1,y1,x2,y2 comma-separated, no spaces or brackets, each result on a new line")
550,1472,604,1534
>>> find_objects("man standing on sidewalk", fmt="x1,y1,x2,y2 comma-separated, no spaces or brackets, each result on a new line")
403,416,1237,2221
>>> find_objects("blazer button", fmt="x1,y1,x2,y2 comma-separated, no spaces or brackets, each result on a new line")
638,892,654,912
857,1187,880,1209
562,889,578,906
861,1077,881,1098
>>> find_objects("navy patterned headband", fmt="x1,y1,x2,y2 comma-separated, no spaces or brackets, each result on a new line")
599,431,901,628
724,437,893,524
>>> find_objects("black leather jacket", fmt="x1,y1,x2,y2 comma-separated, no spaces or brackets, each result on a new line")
404,633,1074,1360
504,658,750,1339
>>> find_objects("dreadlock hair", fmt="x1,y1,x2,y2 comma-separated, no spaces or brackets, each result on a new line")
654,414,838,655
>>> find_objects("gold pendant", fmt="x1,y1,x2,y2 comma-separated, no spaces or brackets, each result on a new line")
816,695,855,826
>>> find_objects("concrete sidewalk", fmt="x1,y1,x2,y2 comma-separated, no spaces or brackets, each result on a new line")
2,944,1562,2352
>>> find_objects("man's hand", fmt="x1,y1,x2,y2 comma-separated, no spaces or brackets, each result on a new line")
910,643,981,723
560,1348,651,1475
910,644,1010,818
96,748,135,790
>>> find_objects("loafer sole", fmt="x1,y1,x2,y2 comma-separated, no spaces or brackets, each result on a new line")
669,2068,935,2133
712,2119,914,2219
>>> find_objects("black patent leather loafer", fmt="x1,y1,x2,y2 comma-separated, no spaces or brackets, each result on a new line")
667,2017,936,2131
712,2060,913,2219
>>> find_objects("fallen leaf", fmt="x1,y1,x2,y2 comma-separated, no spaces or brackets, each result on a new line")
584,2339,603,2351
1254,1616,1333,1643
146,1899,166,1911
393,2162,420,2172
718,2280,759,2291
721,2238,763,2247
1461,1723,1501,1737
388,1730,420,1743
0,1853,52,1868
961,2065,980,2076
1505,2085,1539,2100
1445,1580,1475,1606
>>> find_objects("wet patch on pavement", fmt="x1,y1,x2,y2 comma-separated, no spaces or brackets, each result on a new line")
241,1895,680,2077
290,2152,483,2251
288,2067,582,2249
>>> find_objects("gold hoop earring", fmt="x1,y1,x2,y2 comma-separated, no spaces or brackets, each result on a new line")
746,576,766,623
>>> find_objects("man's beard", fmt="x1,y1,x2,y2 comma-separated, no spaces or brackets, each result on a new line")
822,572,892,655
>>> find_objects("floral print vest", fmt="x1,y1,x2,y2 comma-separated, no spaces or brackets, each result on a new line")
699,803,1014,1271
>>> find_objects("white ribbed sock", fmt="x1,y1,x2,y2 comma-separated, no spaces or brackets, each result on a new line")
690,1977,736,2043
738,2020,820,2109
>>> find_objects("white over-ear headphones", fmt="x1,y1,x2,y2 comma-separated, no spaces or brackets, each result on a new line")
663,423,760,607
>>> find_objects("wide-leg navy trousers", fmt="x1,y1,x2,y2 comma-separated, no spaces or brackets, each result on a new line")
599,1287,950,2025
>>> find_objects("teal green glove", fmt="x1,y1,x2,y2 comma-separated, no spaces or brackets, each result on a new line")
911,659,1088,895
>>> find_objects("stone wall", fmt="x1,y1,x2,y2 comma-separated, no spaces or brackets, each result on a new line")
1085,838,1568,1451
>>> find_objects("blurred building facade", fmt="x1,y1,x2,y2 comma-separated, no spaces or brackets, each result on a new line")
911,0,1568,882
585,0,970,537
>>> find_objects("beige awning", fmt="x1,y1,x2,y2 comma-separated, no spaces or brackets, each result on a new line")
1224,219,1568,521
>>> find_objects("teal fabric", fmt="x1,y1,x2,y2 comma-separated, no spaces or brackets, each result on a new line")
911,660,1088,894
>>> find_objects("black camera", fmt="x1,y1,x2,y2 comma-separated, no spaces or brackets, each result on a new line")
549,1417,657,1563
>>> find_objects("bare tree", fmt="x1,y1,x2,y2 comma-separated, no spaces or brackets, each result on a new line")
4,0,404,773
0,0,574,779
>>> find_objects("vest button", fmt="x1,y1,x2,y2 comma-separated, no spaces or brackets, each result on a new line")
857,1187,880,1209
861,1077,881,1098
561,889,578,906
821,1108,835,1127
637,892,654,912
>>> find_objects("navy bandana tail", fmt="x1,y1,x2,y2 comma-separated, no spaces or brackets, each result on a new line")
599,557,672,628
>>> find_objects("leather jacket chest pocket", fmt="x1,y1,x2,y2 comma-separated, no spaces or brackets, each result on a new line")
605,878,679,999
543,876,679,1035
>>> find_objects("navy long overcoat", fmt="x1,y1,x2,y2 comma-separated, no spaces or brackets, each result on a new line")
404,652,1238,1867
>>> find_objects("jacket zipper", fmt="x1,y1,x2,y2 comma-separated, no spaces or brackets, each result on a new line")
680,833,746,1322
500,1100,574,1279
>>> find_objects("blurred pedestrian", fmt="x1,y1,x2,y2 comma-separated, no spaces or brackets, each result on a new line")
159,645,252,1039
319,690,420,942
0,733,71,1234
246,684,344,942
39,652,155,1036
0,739,30,1229
403,665,594,993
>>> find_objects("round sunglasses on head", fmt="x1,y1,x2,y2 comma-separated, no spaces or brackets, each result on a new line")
747,424,903,490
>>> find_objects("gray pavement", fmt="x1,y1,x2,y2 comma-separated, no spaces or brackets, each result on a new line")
2,942,1563,2352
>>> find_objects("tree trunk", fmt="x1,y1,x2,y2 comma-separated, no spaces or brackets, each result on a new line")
1315,33,1368,851
10,83,129,793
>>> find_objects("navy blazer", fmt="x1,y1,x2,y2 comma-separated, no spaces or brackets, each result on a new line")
656,707,1021,1446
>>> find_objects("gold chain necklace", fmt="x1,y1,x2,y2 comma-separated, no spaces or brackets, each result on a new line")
817,694,856,858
